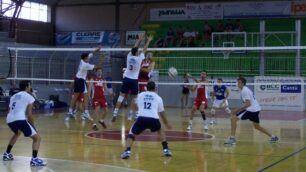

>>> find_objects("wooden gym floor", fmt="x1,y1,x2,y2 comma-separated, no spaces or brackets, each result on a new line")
0,108,305,172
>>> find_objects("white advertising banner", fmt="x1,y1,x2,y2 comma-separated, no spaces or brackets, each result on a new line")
291,1,306,17
125,31,146,46
71,31,104,44
185,3,223,20
150,8,187,21
254,76,305,111
224,1,291,18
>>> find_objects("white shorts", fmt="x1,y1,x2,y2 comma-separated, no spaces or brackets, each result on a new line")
212,99,229,108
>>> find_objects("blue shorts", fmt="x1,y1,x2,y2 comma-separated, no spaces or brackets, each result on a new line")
236,110,260,123
130,116,161,135
74,78,87,93
120,77,138,95
8,120,37,137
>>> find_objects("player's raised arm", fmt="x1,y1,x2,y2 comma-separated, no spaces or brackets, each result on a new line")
143,35,154,54
134,34,145,48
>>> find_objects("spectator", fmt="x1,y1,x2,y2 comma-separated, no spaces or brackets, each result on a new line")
9,85,20,96
165,27,175,47
234,19,244,32
216,21,224,32
225,19,234,32
154,37,165,48
175,26,184,46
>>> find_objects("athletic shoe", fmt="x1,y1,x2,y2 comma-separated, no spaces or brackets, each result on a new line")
81,112,93,121
3,152,13,161
163,149,172,157
224,137,236,145
99,120,107,129
67,111,75,118
187,124,192,130
92,124,98,131
209,120,216,125
111,116,117,122
270,136,279,143
203,124,209,131
121,150,131,159
30,157,47,166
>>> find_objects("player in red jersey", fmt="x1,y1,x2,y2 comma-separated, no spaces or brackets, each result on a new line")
186,71,209,131
88,68,108,130
138,52,155,92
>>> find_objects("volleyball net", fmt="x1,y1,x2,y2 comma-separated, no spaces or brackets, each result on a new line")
2,46,306,111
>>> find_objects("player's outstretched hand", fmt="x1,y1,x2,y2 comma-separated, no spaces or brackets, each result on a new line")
165,123,172,130
147,35,154,41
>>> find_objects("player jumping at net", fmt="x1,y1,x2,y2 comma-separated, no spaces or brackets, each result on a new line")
89,68,108,131
112,34,153,122
3,80,46,166
121,81,172,159
210,78,231,125
224,77,279,145
139,52,155,93
186,71,209,131
67,46,101,121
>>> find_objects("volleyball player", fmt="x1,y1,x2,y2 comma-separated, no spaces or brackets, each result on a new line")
3,80,46,166
112,34,153,122
186,71,209,131
210,78,231,124
67,46,101,120
89,68,108,130
181,73,190,110
138,52,155,92
224,77,279,145
121,81,172,159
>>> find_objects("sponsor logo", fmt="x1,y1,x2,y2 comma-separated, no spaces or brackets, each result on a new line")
158,9,185,16
258,84,280,92
281,85,301,93
291,2,306,14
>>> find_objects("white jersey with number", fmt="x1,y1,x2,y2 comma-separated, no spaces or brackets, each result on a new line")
76,53,94,80
123,52,145,80
241,86,261,112
6,91,35,123
137,91,164,119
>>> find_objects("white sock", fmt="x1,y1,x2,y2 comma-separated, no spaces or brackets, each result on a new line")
189,120,193,125
69,108,72,113
113,108,119,115
85,110,89,114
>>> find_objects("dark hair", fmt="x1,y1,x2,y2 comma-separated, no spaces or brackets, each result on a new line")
19,80,31,91
237,77,246,85
217,78,223,81
81,53,89,60
131,47,138,56
202,70,207,73
147,81,156,91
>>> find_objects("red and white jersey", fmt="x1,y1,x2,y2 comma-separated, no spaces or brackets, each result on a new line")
92,76,105,99
196,83,208,100
139,58,153,80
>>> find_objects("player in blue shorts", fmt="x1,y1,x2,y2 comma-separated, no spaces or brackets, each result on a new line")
120,81,172,159
3,80,46,166
112,34,153,122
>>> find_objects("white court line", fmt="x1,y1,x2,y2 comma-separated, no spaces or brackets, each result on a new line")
13,156,147,172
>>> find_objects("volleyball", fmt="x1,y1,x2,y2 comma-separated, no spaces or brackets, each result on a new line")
168,67,178,78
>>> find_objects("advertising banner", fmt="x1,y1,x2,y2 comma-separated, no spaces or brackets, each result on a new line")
185,3,223,20
125,31,146,46
71,31,104,44
224,1,291,18
150,8,187,21
291,1,306,17
254,76,305,111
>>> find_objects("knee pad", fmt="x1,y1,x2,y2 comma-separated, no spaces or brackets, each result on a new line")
225,107,231,114
210,108,216,115
117,95,124,103
127,134,135,140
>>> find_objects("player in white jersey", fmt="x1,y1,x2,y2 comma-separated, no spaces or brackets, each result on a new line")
224,77,279,145
112,34,153,122
67,46,101,120
121,81,172,159
2,81,46,166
